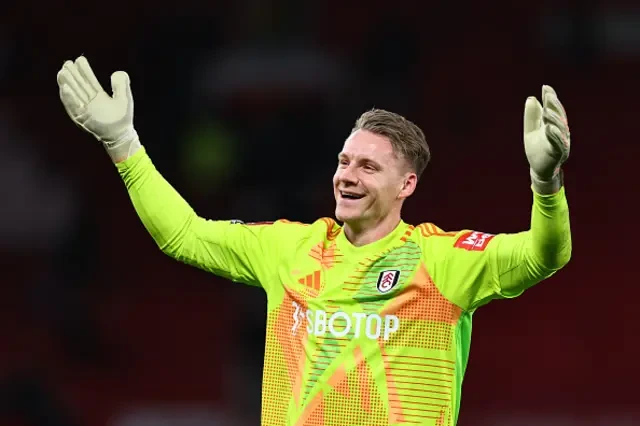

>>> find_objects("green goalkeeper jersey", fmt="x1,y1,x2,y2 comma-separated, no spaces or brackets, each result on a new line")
117,148,571,426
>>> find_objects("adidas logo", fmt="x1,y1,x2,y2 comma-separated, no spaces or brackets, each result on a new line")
298,270,321,291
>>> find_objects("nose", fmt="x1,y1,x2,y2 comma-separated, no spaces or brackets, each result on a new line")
338,164,358,185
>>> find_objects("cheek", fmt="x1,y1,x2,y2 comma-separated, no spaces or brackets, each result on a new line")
377,184,398,204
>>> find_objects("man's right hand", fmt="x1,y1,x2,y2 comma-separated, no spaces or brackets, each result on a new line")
57,56,140,162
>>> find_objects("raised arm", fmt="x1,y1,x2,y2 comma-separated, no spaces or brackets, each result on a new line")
502,84,573,288
426,85,572,311
56,55,287,288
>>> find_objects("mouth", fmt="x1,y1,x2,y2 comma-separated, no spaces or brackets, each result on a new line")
339,190,365,201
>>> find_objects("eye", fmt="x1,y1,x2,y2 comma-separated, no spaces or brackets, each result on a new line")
363,163,377,172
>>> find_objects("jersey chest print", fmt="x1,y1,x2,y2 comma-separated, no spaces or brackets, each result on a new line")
262,238,463,426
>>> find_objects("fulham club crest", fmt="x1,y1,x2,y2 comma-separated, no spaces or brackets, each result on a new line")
377,270,400,294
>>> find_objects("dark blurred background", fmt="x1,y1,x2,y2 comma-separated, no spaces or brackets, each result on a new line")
0,0,639,425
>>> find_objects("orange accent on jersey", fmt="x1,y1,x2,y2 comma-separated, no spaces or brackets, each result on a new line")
321,217,342,241
280,219,309,226
417,223,432,237
352,347,370,414
328,364,349,398
378,347,404,424
309,241,340,269
400,226,415,243
384,263,461,325
263,298,304,425
418,222,456,238
316,345,389,425
295,392,325,426
354,352,388,424
298,270,322,291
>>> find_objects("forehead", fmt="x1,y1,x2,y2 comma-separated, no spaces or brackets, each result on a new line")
340,130,397,163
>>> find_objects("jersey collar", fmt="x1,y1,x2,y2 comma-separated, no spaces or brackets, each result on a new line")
336,220,410,257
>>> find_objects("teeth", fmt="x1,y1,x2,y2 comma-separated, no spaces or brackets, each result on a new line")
341,191,363,198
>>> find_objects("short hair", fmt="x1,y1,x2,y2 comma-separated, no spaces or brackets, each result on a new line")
352,109,431,179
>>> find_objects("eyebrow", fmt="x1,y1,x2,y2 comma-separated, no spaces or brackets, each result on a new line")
338,153,383,169
364,157,382,168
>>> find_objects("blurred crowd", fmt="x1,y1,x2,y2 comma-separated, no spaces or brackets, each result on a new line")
1,1,639,425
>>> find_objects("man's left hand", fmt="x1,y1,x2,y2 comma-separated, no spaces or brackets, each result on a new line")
524,85,571,194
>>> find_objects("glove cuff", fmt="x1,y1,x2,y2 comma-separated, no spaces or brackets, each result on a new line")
530,168,564,195
104,128,142,163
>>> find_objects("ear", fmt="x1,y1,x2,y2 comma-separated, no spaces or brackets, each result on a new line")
398,172,418,200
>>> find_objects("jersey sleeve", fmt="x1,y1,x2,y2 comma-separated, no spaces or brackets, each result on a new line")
116,147,303,290
424,187,572,311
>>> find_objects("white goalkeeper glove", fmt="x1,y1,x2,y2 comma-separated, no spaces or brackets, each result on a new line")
57,56,141,163
524,85,571,194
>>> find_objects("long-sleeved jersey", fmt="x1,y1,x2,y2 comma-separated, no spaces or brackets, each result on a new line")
117,147,571,426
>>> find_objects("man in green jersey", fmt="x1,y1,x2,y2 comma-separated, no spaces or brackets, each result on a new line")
57,56,571,426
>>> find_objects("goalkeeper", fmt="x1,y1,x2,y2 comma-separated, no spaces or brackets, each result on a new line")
57,56,571,426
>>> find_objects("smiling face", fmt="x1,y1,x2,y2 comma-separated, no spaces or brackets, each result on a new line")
333,129,417,230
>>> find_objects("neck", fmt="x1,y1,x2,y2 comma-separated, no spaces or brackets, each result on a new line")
343,213,402,247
